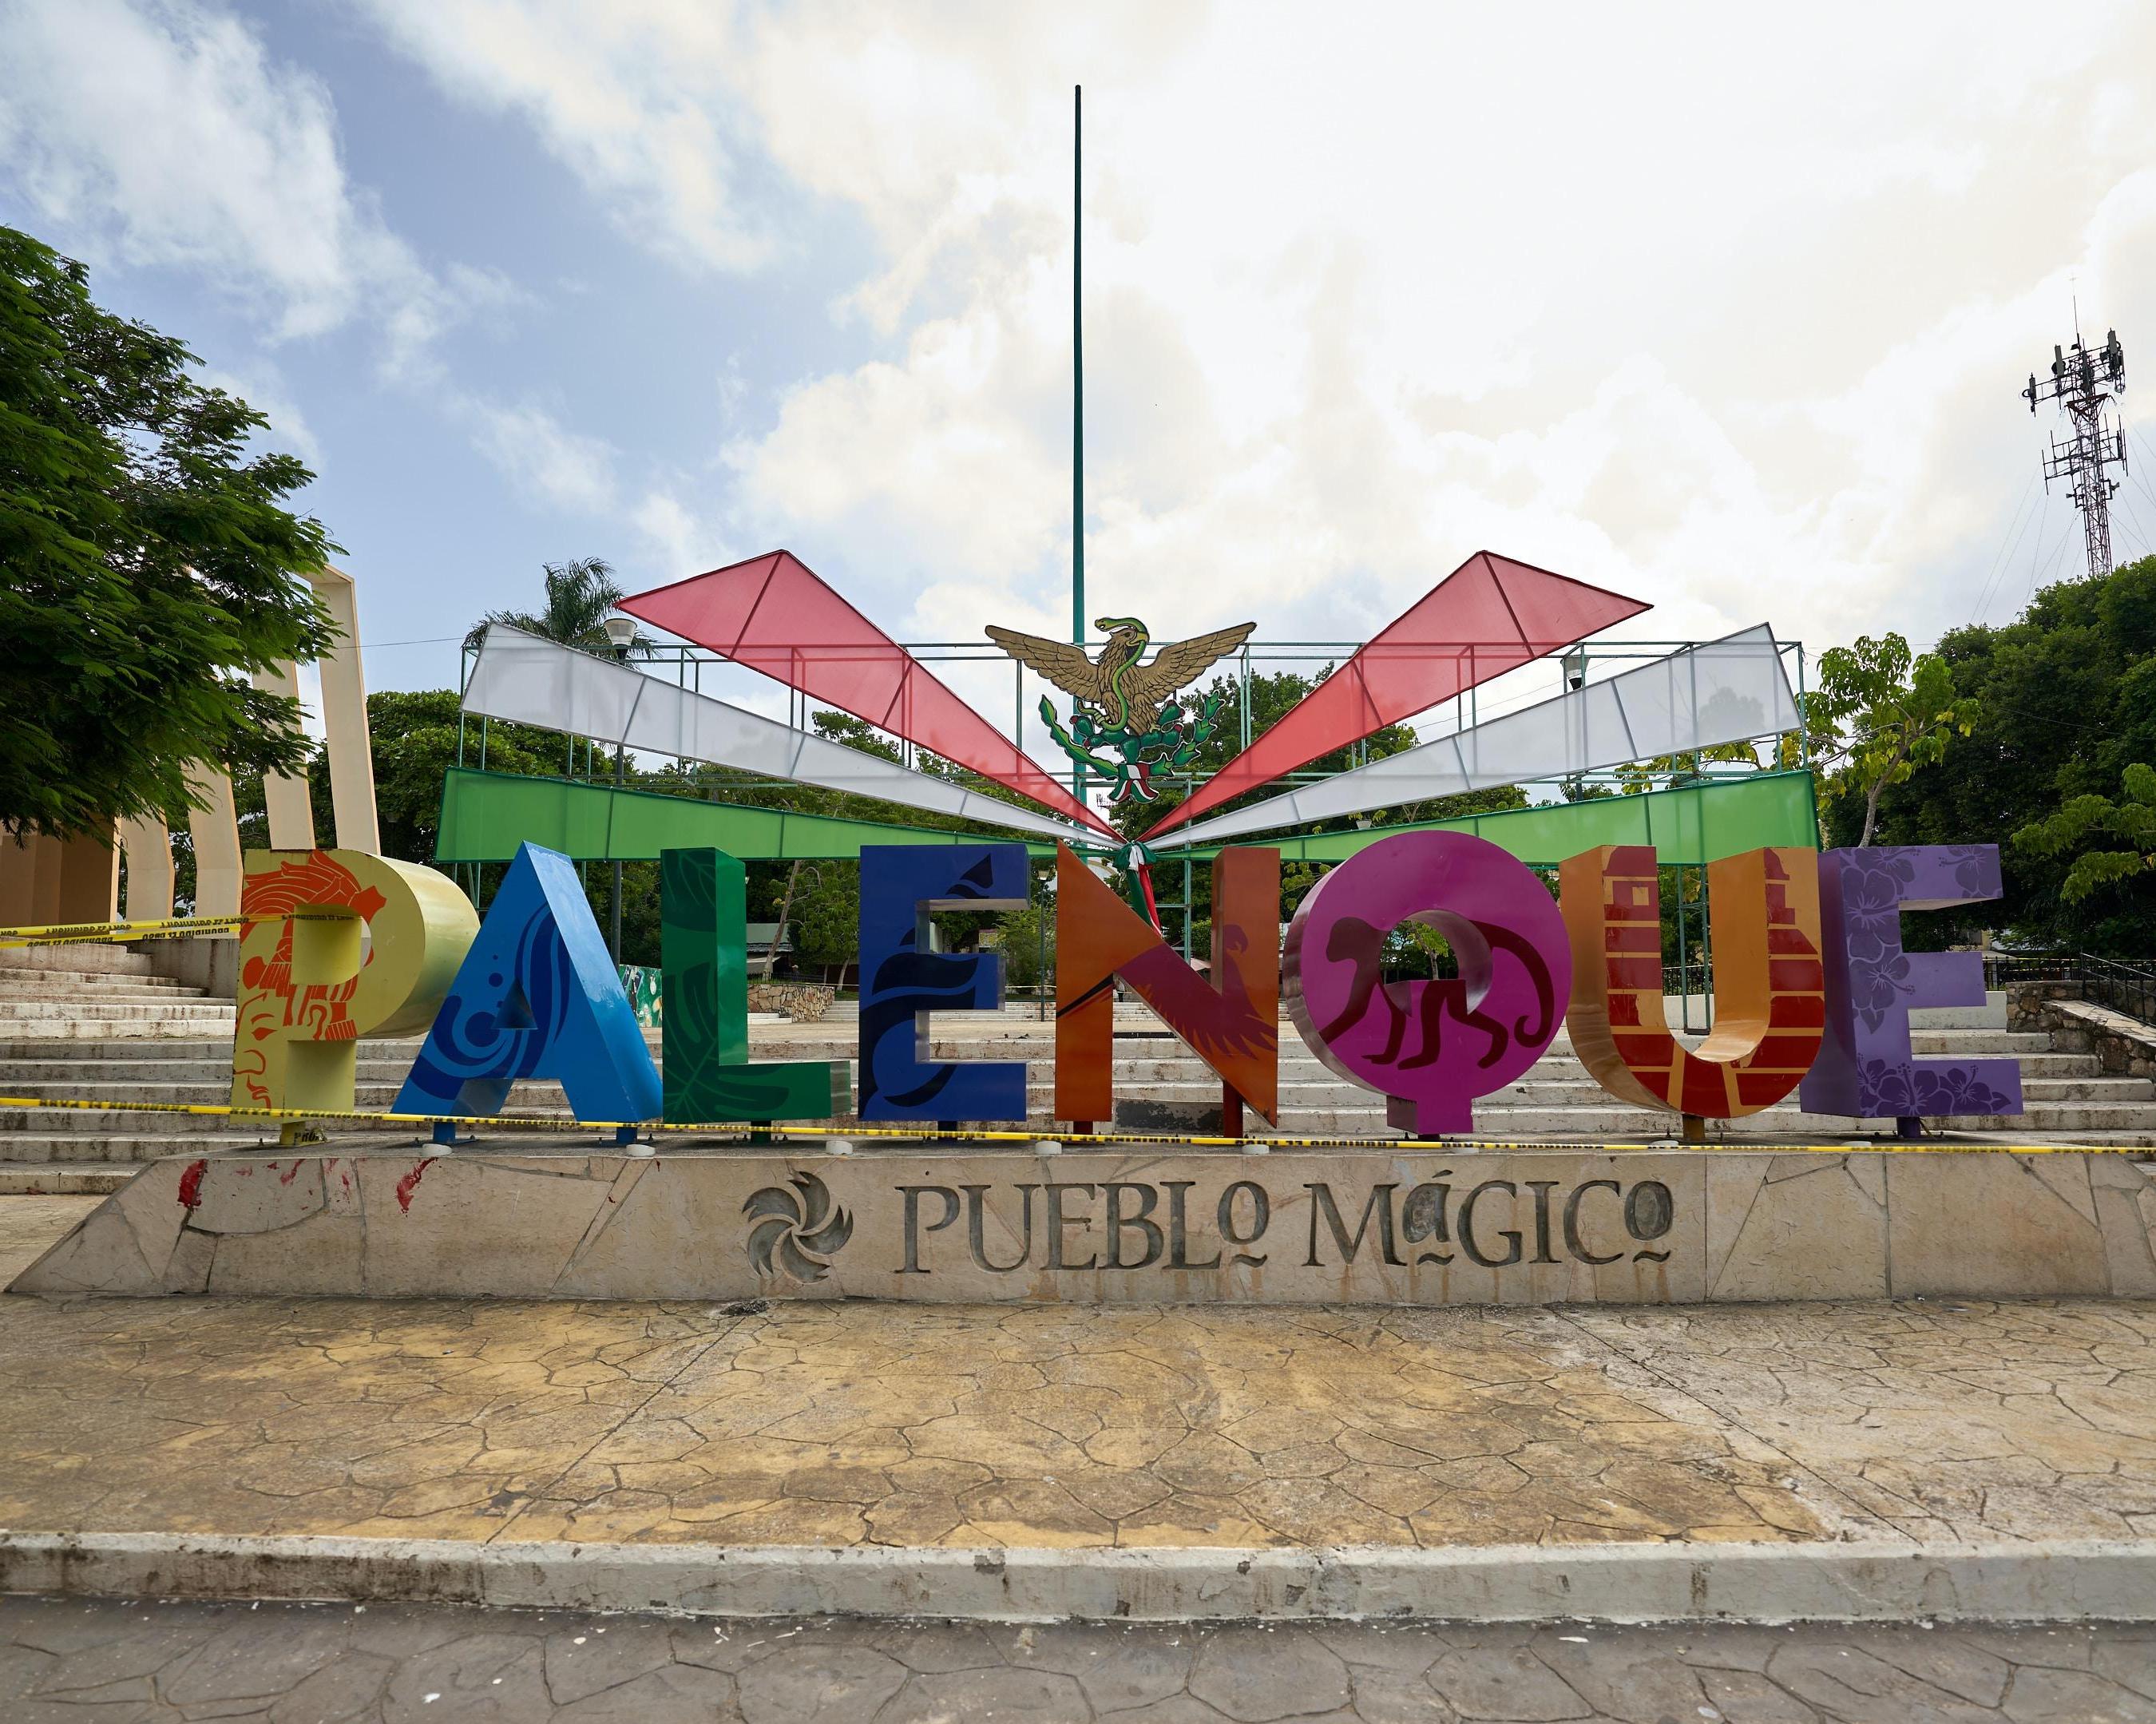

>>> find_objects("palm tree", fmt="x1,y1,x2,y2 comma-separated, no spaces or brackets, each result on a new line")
464,557,652,655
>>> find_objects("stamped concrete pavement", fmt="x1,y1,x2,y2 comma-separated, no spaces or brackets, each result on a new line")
5,1595,2154,1723
4,1281,2156,1554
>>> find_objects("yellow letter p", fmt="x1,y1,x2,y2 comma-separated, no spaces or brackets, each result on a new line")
230,850,478,1114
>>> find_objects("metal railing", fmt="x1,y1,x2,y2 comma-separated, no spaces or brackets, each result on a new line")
1986,953,2156,1027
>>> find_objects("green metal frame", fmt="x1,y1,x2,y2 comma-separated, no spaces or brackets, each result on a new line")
436,764,1817,870
435,768,1059,864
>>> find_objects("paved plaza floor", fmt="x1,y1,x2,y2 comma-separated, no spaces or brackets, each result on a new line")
5,1594,2152,1722
4,1190,2156,1555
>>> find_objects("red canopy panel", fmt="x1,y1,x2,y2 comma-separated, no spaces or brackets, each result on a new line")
1139,551,1650,840
619,550,1118,836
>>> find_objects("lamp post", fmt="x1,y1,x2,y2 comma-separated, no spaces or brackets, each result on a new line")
602,614,639,962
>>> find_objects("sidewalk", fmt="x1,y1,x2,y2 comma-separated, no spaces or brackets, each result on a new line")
3,1196,2155,1621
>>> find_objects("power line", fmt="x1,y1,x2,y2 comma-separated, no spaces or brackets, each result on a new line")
1971,472,2041,624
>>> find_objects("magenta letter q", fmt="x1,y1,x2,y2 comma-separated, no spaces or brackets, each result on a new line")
1284,831,1571,1135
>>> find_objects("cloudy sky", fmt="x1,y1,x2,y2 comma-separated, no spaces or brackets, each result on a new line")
5,0,2156,739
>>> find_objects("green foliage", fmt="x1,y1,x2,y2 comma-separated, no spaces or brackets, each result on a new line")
1611,741,1763,795
1115,666,1423,842
362,691,556,862
789,861,860,969
1853,556,2156,952
1807,633,1976,846
2014,763,2156,905
0,225,337,838
464,556,651,654
996,895,1056,993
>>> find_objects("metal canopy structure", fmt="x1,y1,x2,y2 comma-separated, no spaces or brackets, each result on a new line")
463,625,1094,846
616,549,1118,837
1138,550,1650,840
1150,626,1797,850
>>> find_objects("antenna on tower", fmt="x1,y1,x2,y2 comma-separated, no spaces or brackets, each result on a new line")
2023,320,2129,579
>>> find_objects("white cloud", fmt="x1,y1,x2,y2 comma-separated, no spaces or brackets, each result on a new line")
194,364,323,465
674,1,2156,662
22,0,2156,697
465,398,619,513
354,0,775,272
0,0,461,362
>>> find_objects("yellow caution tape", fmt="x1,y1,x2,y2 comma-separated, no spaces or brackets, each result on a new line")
0,911,366,949
0,1093,2143,1155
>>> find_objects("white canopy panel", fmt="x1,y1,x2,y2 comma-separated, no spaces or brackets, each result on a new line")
1149,625,1798,850
463,626,1094,844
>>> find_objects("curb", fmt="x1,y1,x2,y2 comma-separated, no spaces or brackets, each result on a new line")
4,1533,2153,1624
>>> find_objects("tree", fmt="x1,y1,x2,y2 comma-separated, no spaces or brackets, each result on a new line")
356,691,555,863
464,557,651,654
2014,763,2156,907
1807,633,1976,846
1825,557,2156,950
0,226,336,839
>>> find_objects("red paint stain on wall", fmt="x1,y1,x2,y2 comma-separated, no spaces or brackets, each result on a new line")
395,1159,434,1213
176,1160,207,1210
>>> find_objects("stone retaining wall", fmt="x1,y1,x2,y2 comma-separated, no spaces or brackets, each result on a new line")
17,1143,2156,1304
2008,984,2156,1080
747,983,834,1022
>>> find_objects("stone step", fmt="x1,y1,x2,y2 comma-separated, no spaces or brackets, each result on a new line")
0,1001,233,1023
1238,1104,2156,1137
0,1038,245,1064
0,1163,136,1194
0,964,197,985
0,980,205,1001
0,1108,273,1136
0,943,157,977
1017,1049,2120,1083
0,1015,237,1042
0,1132,268,1163
1024,1075,2156,1107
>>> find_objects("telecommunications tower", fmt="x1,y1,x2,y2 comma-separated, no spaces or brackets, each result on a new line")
2023,325,2128,578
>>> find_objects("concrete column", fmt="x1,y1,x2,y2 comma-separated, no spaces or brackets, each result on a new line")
252,660,317,850
119,814,175,921
0,830,42,927
310,565,380,854
52,828,118,924
185,768,244,921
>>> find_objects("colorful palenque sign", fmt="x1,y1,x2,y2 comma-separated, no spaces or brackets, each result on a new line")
1284,832,1570,1135
855,844,1032,1122
1801,846,2023,1124
393,842,662,1124
1053,842,1280,1128
660,846,849,1124
1560,845,1825,1118
231,848,477,1114
227,842,2019,1135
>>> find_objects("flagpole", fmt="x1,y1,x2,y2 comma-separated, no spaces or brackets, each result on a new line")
1071,84,1087,812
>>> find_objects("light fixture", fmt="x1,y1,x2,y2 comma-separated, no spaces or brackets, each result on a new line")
601,615,639,654
1562,648,1588,692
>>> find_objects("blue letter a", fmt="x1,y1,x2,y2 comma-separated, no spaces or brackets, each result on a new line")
394,842,662,1124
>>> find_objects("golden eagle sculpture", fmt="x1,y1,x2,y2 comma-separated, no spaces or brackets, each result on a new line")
986,614,1256,803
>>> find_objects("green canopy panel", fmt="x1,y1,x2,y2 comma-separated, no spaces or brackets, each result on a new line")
434,768,1058,864
434,765,1818,870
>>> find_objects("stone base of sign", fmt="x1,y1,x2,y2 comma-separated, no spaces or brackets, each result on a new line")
12,1142,2156,1303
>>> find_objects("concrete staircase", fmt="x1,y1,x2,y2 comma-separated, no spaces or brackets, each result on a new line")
1038,1028,2156,1142
4,960,2154,1195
